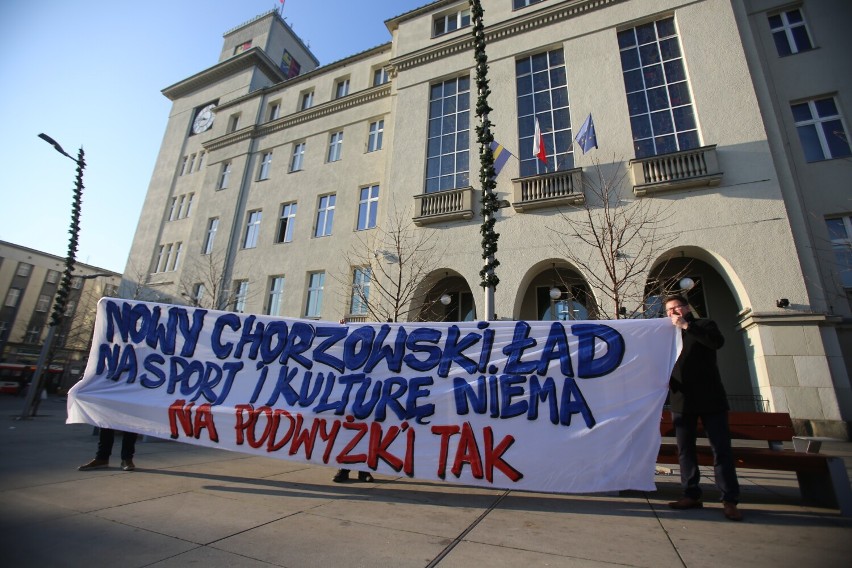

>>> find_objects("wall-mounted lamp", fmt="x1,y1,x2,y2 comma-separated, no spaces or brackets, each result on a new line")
439,293,452,306
776,298,790,308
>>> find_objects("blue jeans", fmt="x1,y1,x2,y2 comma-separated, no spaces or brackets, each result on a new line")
95,429,137,461
672,411,740,503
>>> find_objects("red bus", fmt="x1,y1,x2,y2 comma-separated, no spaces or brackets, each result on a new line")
0,363,63,395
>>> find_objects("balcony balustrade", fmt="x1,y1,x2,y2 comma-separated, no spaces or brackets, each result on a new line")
512,168,585,212
412,187,474,226
630,145,722,196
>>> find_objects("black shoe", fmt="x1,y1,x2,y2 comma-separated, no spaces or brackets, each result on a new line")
121,459,135,471
78,459,109,471
358,471,374,482
333,469,350,483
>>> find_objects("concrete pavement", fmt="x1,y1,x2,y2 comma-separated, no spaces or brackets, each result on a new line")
1,394,850,568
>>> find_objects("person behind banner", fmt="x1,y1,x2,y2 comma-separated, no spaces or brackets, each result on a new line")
664,294,742,521
78,428,138,472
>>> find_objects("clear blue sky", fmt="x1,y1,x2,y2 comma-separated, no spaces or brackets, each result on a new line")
0,0,426,273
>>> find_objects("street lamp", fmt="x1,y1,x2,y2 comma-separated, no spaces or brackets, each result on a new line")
20,134,86,419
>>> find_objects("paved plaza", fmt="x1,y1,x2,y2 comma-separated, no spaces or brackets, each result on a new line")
1,394,850,567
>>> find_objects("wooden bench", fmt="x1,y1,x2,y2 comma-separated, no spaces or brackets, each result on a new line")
657,410,852,516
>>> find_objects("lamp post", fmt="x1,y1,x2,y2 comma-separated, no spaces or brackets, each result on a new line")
20,134,85,419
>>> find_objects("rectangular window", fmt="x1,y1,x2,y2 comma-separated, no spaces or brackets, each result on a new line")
425,76,470,192
5,288,21,307
233,280,249,313
196,151,205,171
191,283,206,306
315,194,336,237
373,68,389,86
305,272,325,317
433,8,471,37
290,142,306,172
618,17,699,158
16,262,32,277
368,119,384,152
168,197,178,221
791,97,852,162
244,210,262,248
36,294,51,312
301,90,314,110
228,114,240,132
218,162,232,190
357,185,379,230
203,217,219,254
156,245,168,273
160,244,173,273
187,154,196,173
513,0,545,9
328,131,344,162
64,300,76,317
826,216,852,290
335,78,350,99
71,276,83,289
515,48,572,176
46,269,59,284
769,8,813,56
234,40,252,55
267,276,285,316
180,156,188,176
171,242,183,271
276,203,297,243
258,151,273,180
351,267,371,315
185,193,195,217
25,326,41,344
268,101,281,121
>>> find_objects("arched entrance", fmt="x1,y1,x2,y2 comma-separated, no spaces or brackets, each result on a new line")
648,254,757,410
516,260,593,321
416,270,477,322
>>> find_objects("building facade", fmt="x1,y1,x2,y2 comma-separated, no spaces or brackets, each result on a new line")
0,241,122,393
122,0,852,437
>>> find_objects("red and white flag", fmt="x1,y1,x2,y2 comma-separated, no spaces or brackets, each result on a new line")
533,117,547,165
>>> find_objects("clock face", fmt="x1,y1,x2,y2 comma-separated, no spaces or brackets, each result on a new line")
192,104,216,134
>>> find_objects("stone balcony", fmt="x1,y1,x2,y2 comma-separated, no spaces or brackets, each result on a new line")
630,145,722,196
511,168,585,212
412,187,474,226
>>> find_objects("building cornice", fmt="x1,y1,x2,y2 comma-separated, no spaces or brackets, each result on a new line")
203,84,392,152
390,0,628,73
162,47,286,101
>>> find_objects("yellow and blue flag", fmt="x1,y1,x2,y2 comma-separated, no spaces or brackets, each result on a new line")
490,140,513,176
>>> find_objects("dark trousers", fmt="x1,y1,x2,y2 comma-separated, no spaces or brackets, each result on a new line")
95,429,138,461
672,411,740,503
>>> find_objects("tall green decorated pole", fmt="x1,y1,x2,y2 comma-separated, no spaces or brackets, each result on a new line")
21,134,85,419
471,0,500,321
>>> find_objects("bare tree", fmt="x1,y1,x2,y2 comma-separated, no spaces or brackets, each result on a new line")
549,159,689,319
333,204,446,322
119,259,166,303
176,250,259,311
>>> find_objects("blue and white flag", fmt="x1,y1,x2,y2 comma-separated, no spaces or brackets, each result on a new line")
575,113,598,154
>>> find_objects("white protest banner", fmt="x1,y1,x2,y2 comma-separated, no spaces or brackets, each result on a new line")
68,298,679,493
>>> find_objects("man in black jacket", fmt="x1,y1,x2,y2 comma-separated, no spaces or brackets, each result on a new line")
665,294,742,521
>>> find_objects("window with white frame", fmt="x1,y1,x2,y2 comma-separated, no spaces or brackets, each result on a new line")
769,8,813,56
328,131,344,162
35,294,51,312
618,17,699,158
16,262,32,277
191,283,206,306
267,276,285,316
357,185,379,230
300,90,314,110
171,242,183,271
291,142,306,172
368,119,384,152
180,156,188,176
791,97,852,162
826,216,852,291
516,48,572,176
315,194,335,237
373,68,389,86
276,202,297,243
46,269,59,284
233,280,249,313
268,101,281,121
203,217,219,254
335,78,350,99
258,151,273,180
244,210,262,248
156,244,170,272
180,193,194,218
305,271,325,317
187,154,196,173
25,326,41,344
433,7,470,37
425,76,470,192
351,267,371,315
227,114,240,133
196,151,205,171
218,162,232,189
168,197,178,221
64,300,76,317
513,0,546,9
71,276,83,289
5,288,20,307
